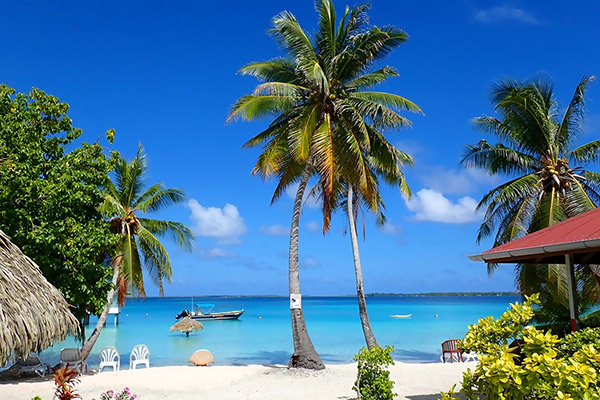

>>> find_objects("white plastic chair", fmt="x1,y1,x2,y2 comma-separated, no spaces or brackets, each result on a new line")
463,351,479,362
99,346,120,371
129,344,150,369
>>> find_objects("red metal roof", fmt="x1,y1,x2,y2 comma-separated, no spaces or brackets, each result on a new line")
470,207,600,264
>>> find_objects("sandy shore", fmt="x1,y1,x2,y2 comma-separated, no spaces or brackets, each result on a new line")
0,362,473,400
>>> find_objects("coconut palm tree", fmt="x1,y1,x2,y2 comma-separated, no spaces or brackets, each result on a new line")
312,126,414,349
462,76,600,305
81,144,194,359
228,0,421,368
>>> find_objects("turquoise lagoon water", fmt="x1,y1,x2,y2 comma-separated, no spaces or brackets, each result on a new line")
39,295,519,368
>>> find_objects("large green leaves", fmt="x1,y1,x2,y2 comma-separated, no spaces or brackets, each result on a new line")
103,146,195,300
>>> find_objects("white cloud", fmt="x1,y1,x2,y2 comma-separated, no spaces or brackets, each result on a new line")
187,199,247,244
259,224,289,236
419,167,498,196
474,5,539,25
379,222,402,235
197,247,235,259
404,189,483,223
303,257,320,267
306,221,320,233
285,182,322,209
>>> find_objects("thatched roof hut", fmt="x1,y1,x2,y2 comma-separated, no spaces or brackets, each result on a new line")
0,229,80,366
170,317,204,336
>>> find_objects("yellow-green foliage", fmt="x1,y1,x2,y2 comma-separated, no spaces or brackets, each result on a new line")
443,294,600,399
353,345,396,400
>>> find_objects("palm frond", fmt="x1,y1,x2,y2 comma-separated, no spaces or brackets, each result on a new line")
569,140,600,164
227,94,298,122
557,75,595,148
269,11,316,62
137,225,172,295
238,58,300,83
135,186,186,213
138,218,195,252
461,140,537,175
345,67,399,91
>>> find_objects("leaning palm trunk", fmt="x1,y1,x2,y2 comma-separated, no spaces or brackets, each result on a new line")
347,186,379,349
288,162,324,370
80,255,121,361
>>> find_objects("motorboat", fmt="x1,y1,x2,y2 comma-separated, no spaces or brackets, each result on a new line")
390,314,412,318
175,304,244,321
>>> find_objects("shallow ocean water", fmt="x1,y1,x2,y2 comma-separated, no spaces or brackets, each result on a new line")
38,295,519,367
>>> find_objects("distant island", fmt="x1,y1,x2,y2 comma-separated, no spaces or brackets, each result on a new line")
366,292,520,297
150,292,520,299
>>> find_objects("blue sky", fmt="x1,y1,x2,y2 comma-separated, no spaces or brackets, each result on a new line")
3,1,600,296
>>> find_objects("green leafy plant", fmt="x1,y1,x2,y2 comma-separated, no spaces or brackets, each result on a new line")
53,365,81,400
353,345,396,400
443,294,600,399
558,327,600,359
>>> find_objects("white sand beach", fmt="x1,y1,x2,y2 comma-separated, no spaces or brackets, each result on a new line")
1,362,473,400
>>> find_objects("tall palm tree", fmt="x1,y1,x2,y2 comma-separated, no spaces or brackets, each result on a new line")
462,76,600,309
81,145,194,359
228,0,421,368
314,127,414,349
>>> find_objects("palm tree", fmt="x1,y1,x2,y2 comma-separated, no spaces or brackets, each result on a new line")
462,76,600,312
81,144,194,359
314,127,414,349
228,0,421,368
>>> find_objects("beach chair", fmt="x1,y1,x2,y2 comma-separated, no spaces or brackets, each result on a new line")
463,351,478,362
441,339,463,363
16,356,50,377
129,344,150,369
188,349,214,366
59,348,88,373
99,346,120,371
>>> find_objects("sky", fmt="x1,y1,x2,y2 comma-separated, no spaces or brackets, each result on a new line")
2,1,600,296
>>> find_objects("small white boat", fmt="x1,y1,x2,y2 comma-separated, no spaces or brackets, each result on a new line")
390,314,412,319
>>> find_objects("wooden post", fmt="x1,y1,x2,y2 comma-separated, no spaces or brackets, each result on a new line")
565,254,579,332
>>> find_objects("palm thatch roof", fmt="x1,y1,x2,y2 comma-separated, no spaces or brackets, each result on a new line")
170,317,203,336
0,229,80,366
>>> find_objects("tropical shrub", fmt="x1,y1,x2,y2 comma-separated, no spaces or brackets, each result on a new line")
353,345,396,400
442,294,600,399
558,327,600,359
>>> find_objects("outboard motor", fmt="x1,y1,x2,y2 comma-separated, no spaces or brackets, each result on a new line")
175,309,189,320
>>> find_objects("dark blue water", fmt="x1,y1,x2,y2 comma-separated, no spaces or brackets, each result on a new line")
39,295,519,367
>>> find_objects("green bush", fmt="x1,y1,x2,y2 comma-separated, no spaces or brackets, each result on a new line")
353,345,396,400
558,327,600,359
442,294,600,400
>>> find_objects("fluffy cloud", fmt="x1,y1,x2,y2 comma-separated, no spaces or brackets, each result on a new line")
419,167,498,196
378,222,403,235
187,199,247,244
474,5,539,25
404,189,483,223
259,224,289,236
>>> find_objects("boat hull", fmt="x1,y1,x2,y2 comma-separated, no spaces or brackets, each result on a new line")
189,309,244,320
390,314,412,318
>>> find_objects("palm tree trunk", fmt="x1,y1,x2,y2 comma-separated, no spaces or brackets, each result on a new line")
288,162,324,370
80,255,121,360
347,186,380,350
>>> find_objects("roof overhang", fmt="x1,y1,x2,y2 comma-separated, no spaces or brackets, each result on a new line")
470,238,600,264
